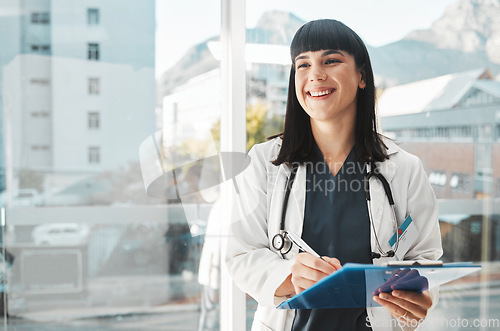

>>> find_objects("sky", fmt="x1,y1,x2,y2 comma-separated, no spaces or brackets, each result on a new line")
155,0,458,78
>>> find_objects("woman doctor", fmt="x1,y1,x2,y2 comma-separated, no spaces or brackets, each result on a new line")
226,19,442,331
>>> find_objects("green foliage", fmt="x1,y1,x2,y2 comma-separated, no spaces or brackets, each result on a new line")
211,101,284,151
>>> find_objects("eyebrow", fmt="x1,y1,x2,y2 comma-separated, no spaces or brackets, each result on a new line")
295,50,345,62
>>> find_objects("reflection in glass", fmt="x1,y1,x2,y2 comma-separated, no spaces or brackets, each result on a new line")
243,0,500,329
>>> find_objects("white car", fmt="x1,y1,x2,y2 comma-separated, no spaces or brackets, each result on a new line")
12,189,44,207
31,223,90,246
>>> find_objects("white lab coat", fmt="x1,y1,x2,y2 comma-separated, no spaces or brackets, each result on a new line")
226,137,443,331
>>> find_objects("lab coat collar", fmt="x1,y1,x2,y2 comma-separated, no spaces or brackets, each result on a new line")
377,138,399,182
383,137,399,156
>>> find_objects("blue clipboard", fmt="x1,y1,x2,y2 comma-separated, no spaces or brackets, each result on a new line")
277,262,481,309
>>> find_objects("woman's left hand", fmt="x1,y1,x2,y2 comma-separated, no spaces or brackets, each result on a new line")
373,289,432,326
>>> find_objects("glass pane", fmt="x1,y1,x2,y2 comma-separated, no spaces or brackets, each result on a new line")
1,0,221,330
245,0,499,329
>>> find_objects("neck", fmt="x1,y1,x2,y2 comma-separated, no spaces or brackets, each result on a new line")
310,117,355,160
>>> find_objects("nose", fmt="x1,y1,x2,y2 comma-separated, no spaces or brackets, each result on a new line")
309,67,326,81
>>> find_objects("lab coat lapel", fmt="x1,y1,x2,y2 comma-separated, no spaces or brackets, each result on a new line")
268,164,288,247
369,157,398,254
267,163,306,256
287,165,307,235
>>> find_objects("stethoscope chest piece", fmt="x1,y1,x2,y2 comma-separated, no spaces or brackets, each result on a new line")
272,231,292,254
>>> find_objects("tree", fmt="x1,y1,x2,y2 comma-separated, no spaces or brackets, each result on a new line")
211,101,284,151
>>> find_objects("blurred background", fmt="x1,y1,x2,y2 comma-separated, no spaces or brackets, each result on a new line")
0,0,499,330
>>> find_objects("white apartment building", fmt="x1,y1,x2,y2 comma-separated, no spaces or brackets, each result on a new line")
1,0,156,199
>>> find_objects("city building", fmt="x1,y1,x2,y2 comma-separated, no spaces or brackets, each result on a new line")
379,68,500,199
0,0,156,203
379,68,500,262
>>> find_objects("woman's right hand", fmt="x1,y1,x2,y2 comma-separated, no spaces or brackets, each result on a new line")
290,253,342,294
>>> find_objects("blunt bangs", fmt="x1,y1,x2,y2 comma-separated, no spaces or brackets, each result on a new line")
272,18,387,166
291,19,365,67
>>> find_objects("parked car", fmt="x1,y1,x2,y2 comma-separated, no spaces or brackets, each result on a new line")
12,189,43,207
31,223,90,246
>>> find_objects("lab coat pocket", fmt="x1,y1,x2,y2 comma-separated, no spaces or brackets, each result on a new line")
251,319,274,331
391,215,419,260
251,306,276,331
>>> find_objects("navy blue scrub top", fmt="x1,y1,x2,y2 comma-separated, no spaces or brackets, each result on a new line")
292,141,373,331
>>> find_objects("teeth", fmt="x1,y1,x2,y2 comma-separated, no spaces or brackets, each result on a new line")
309,89,333,97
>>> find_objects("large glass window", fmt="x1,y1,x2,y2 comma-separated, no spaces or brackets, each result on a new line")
1,0,227,329
2,0,499,330
244,0,499,329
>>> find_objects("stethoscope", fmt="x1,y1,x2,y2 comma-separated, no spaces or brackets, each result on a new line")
271,162,400,259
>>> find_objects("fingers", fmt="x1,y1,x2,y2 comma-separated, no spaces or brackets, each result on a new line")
391,275,429,293
391,290,432,312
290,253,341,293
373,269,412,295
373,269,429,295
322,256,342,269
373,294,419,323
373,290,432,322
295,253,339,275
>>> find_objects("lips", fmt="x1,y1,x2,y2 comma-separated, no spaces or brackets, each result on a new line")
307,88,335,97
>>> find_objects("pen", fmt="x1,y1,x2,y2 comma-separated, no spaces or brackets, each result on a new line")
287,231,325,261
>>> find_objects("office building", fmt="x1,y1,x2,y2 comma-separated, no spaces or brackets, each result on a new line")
0,0,155,202
379,68,500,261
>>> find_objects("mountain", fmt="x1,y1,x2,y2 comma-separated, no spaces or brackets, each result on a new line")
158,0,500,98
369,39,498,87
157,11,304,99
405,0,500,63
371,0,500,86
157,39,219,103
246,11,305,45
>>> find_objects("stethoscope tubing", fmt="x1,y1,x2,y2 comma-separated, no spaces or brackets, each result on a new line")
273,162,400,259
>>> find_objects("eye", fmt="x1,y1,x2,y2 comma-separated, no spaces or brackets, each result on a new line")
296,62,310,69
325,58,341,65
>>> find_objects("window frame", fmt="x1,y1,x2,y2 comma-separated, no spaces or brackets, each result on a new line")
31,12,50,24
87,8,100,25
87,112,100,130
87,43,100,61
219,0,247,330
88,146,101,164
88,77,100,95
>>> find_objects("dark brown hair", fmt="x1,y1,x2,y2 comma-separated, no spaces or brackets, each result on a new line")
272,19,387,165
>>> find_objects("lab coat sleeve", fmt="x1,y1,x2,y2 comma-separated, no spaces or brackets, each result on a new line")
225,145,295,307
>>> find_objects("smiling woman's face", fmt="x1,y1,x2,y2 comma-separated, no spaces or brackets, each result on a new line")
294,49,365,123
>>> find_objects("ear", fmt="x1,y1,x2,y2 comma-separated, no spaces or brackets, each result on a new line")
358,65,366,89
